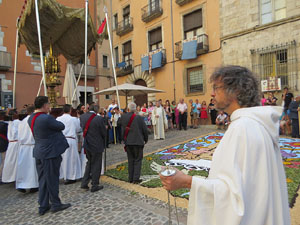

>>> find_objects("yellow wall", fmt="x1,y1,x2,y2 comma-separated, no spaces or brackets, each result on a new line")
112,0,221,112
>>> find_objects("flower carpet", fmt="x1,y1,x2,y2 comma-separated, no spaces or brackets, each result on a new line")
105,132,300,207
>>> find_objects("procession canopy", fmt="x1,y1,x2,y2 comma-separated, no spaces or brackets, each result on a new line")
18,0,99,64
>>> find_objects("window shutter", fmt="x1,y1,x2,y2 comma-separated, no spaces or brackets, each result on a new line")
123,6,130,16
184,9,202,32
149,27,162,46
123,41,132,55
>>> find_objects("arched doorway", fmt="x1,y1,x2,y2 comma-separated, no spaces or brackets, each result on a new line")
135,79,148,107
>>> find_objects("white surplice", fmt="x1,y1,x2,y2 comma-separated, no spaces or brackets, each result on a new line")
2,119,20,182
151,106,168,140
15,115,38,189
188,106,290,225
57,114,82,180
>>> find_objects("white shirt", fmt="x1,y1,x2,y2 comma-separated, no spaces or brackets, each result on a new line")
217,114,227,122
108,104,118,111
177,103,188,113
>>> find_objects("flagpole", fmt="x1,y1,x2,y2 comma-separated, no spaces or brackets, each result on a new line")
13,20,19,109
84,0,88,108
34,0,47,96
104,6,121,109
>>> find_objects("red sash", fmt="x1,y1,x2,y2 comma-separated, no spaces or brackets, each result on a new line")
123,113,136,152
0,133,8,141
30,112,46,136
83,113,96,138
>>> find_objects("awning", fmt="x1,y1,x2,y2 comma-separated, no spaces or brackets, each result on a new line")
18,0,100,64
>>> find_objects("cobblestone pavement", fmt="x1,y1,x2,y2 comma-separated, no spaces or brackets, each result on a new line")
0,126,218,225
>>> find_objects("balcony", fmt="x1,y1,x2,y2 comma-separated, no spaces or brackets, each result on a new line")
0,51,12,71
175,34,209,59
116,17,133,36
116,59,134,77
175,0,194,6
73,64,97,79
141,1,163,23
141,48,166,72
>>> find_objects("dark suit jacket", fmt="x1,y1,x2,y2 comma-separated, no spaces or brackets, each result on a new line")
28,113,69,159
118,112,148,146
80,112,106,153
0,121,8,153
289,101,299,120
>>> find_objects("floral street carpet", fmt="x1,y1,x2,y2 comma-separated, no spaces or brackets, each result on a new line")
105,133,300,207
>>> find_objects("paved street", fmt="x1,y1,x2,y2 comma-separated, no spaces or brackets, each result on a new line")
0,126,217,225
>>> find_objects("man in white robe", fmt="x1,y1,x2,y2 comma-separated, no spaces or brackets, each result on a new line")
57,104,82,184
2,112,20,183
160,66,290,225
151,101,168,140
15,106,38,192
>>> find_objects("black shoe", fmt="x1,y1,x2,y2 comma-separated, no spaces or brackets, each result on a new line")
39,205,51,216
51,203,71,213
29,188,39,193
64,180,76,185
17,188,26,193
133,179,143,184
80,185,89,190
91,185,103,192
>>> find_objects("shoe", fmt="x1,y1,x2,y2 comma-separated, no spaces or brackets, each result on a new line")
51,203,71,213
133,179,143,184
64,180,76,185
91,185,103,192
80,185,89,190
39,205,51,216
17,189,26,193
29,188,39,193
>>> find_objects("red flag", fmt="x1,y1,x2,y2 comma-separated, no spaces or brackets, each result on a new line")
97,18,107,34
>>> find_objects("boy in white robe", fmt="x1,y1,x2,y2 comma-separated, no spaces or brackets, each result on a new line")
151,101,168,140
57,104,82,184
160,66,290,225
15,106,38,192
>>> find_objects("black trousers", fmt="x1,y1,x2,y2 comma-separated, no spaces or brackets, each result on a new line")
291,119,300,138
210,110,217,125
36,156,62,212
179,112,187,130
81,150,102,187
126,145,144,182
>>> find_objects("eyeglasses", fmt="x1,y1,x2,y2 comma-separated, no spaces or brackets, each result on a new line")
212,85,224,91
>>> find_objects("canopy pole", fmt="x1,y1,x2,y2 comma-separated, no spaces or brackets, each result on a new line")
71,64,84,103
104,6,121,109
37,78,43,96
12,22,19,109
34,0,47,96
84,0,88,107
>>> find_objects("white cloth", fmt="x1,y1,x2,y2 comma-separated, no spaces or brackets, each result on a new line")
2,120,20,183
177,103,188,113
111,113,121,127
57,114,82,180
151,106,168,140
187,106,290,225
108,104,118,111
15,116,38,189
216,113,227,122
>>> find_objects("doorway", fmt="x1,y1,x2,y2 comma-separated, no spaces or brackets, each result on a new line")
134,79,148,107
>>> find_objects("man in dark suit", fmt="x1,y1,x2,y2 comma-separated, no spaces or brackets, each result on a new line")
0,111,8,184
288,95,300,138
118,102,148,184
28,96,70,215
80,105,106,192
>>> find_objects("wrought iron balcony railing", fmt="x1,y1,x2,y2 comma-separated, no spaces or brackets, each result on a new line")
175,0,194,6
116,17,133,36
175,34,209,59
141,48,166,72
0,51,12,71
116,59,134,77
141,1,163,23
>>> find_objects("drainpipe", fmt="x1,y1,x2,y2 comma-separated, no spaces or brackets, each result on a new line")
170,0,176,102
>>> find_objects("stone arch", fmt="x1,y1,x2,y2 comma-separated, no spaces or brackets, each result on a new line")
126,65,156,104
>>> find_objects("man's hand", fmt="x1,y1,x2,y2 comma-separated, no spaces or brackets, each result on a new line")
159,169,192,191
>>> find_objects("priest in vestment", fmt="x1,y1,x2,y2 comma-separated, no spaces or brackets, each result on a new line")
160,66,290,225
57,104,82,184
151,101,168,140
15,106,38,191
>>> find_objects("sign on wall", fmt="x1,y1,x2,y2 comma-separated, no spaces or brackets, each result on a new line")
261,77,281,92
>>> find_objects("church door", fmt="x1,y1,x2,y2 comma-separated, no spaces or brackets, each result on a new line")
134,79,148,107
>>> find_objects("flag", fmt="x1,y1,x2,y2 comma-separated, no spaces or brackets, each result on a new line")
97,18,107,34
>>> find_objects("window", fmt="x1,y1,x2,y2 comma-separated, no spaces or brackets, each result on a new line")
187,66,204,93
183,9,202,39
123,6,130,26
103,55,108,68
113,13,118,30
149,27,162,51
105,95,111,100
114,47,119,65
122,41,132,62
261,0,286,25
149,0,160,12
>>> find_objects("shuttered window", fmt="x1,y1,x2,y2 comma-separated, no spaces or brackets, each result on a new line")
187,66,204,93
183,9,202,33
149,27,162,51
122,41,132,61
